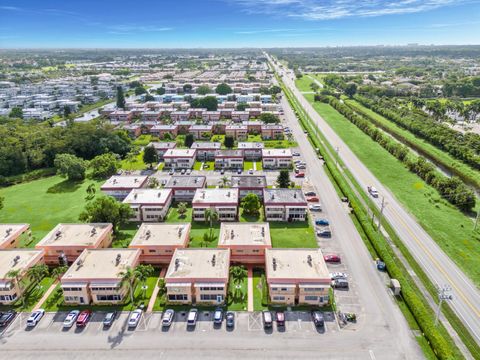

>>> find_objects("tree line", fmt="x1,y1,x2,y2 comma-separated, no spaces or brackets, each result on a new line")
0,118,132,180
317,96,476,212
354,95,480,171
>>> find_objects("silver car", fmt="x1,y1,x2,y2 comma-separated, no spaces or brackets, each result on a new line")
26,309,45,327
63,310,80,328
162,309,175,327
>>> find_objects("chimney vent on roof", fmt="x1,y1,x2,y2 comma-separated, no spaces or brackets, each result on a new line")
272,257,277,271
145,229,151,238
13,255,20,265
212,254,216,267
91,228,97,236
307,255,312,266
55,230,62,239
6,228,13,236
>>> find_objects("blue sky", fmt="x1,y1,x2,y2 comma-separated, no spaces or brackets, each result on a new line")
1,0,479,48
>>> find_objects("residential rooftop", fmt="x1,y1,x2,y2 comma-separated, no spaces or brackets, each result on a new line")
130,223,191,247
36,223,113,248
166,249,230,280
191,142,221,150
262,148,292,157
0,249,44,280
101,175,148,189
231,175,267,188
148,142,177,149
219,223,272,247
215,149,244,157
265,249,329,281
192,188,239,205
62,249,140,281
164,149,196,157
123,188,172,205
0,224,29,247
237,142,264,150
165,175,206,189
263,189,307,204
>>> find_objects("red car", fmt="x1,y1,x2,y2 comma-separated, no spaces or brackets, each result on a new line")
295,172,305,178
76,310,92,327
306,196,319,202
324,254,341,263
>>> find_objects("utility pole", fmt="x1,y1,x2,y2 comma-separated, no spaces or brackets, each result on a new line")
377,196,386,231
435,285,453,326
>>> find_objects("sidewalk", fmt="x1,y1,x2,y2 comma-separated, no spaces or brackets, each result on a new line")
32,279,58,311
247,266,254,312
146,268,166,313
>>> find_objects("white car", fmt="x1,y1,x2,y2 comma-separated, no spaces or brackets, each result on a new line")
162,309,175,327
309,204,322,212
128,309,143,328
63,310,80,328
248,169,254,174
330,272,348,280
26,309,45,327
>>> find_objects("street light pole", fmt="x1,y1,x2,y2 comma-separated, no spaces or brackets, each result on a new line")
435,285,453,326
377,196,386,231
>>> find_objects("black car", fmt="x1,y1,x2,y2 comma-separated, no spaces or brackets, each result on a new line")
226,312,235,328
213,308,224,325
311,311,324,328
103,311,117,327
0,310,17,327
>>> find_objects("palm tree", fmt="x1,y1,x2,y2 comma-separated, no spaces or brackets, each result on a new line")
135,264,154,299
27,264,49,288
6,269,25,307
202,231,217,247
51,265,68,281
177,202,188,218
229,265,248,300
85,183,96,200
218,176,230,188
120,266,138,306
204,208,219,229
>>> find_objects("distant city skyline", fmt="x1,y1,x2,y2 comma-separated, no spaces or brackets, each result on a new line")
1,0,480,48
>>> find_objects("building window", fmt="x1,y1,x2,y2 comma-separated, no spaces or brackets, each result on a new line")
304,296,318,301
168,294,188,301
200,294,223,301
97,294,121,301
272,296,285,301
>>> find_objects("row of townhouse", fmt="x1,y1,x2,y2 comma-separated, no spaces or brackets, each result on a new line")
1,222,329,307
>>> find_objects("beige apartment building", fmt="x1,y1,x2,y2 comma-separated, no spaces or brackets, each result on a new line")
123,188,173,222
263,189,308,222
218,222,272,264
100,175,149,200
0,223,30,249
61,248,140,305
165,249,230,305
129,223,190,264
192,188,239,222
0,249,44,304
265,249,331,306
35,223,113,265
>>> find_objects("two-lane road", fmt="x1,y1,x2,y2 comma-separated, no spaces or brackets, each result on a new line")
271,57,480,344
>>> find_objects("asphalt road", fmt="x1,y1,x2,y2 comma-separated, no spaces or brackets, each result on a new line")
271,57,480,344
278,87,422,358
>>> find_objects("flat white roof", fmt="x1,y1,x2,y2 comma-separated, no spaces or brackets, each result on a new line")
0,249,44,280
123,188,172,205
192,188,239,205
36,223,112,248
101,175,148,189
62,249,140,281
166,249,230,280
237,142,264,149
219,222,271,247
130,223,190,247
262,148,292,157
265,249,330,281
164,149,196,158
0,224,29,247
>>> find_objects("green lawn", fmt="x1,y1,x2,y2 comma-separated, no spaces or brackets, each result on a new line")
132,134,159,146
243,161,254,170
0,276,55,312
295,76,315,92
255,161,263,170
253,268,268,311
227,275,248,311
120,151,147,171
264,139,298,148
194,161,214,171
239,207,264,222
41,272,160,312
0,176,104,243
302,94,480,285
270,221,317,248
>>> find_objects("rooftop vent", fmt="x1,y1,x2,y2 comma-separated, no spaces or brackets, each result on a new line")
6,228,13,236
115,253,121,265
173,179,177,185
294,192,297,199
272,257,277,271
261,227,265,237
178,227,183,237
134,178,138,183
175,258,180,271
230,229,234,239
13,255,20,265
157,192,162,197
212,254,216,267
76,259,84,267
134,193,138,199
55,230,62,239
307,255,312,266
91,228,97,236
145,229,151,238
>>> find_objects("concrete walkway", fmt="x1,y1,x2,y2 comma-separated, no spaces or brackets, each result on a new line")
33,279,59,311
147,268,166,313
247,266,254,312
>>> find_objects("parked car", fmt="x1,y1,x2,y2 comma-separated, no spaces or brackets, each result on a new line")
162,309,175,328
304,191,316,196
76,310,92,327
316,228,332,238
63,310,80,328
309,204,322,212
237,168,242,174
248,169,254,175
292,152,300,156
168,169,174,175
296,165,306,170
26,309,45,328
103,311,117,327
294,172,305,178
262,310,273,328
330,272,348,280
213,308,224,325
275,311,285,327
306,196,319,202
187,308,198,327
226,311,235,328
332,279,349,289
0,310,17,327
376,259,386,271
128,309,143,328
186,169,192,175
324,254,341,263
315,219,329,226
293,160,302,164
311,311,324,328
220,168,225,175
181,169,186,175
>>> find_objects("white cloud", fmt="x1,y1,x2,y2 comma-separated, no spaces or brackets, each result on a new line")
107,25,173,34
230,0,472,20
